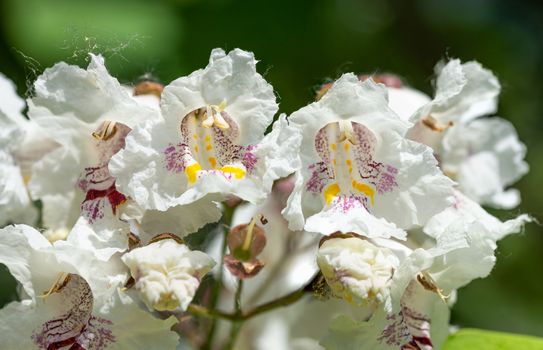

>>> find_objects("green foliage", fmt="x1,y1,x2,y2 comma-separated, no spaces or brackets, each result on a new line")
444,329,543,350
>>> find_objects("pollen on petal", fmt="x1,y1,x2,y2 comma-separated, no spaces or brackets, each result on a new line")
351,180,375,206
220,165,246,179
185,162,202,183
324,183,341,205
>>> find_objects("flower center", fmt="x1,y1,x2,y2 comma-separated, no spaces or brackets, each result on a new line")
313,121,385,207
178,104,247,184
32,274,115,349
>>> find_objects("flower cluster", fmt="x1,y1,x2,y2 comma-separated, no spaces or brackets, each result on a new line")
0,49,530,349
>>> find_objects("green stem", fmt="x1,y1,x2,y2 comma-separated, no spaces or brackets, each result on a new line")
225,280,244,350
202,206,234,350
187,286,306,322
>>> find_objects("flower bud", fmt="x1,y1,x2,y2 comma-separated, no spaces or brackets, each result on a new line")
122,238,215,311
316,236,398,304
224,218,267,279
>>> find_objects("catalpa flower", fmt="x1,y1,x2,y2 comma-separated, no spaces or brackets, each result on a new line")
407,59,500,148
401,59,528,209
283,74,454,238
26,54,160,232
0,225,179,349
70,119,221,257
110,48,298,211
319,193,530,349
122,237,215,311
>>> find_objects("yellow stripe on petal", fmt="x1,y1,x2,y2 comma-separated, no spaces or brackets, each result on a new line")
324,183,340,205
208,157,217,169
220,165,246,179
185,162,202,184
351,180,375,206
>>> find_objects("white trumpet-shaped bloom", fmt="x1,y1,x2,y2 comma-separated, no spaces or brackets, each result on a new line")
283,74,454,238
27,54,161,232
110,49,298,211
122,238,216,311
320,192,530,350
0,225,179,349
397,59,528,209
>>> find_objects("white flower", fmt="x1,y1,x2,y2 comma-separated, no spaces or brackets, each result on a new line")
110,48,298,211
408,59,500,148
70,119,222,257
317,236,399,304
319,191,530,349
122,238,216,311
0,225,179,349
396,59,528,209
440,117,528,209
27,54,160,232
283,73,454,238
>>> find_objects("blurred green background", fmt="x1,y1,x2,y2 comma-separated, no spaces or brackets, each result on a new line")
1,0,542,338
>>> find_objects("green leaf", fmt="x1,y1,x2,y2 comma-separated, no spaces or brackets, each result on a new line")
443,329,543,350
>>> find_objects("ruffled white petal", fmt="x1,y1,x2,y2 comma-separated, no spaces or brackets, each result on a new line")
0,225,179,349
111,71,292,210
387,86,431,121
441,117,528,209
0,151,37,227
411,60,500,125
161,48,277,146
0,73,26,124
285,74,453,236
25,54,161,231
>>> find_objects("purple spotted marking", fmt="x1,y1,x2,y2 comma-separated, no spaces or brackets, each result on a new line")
378,282,434,350
31,274,116,350
307,121,399,208
306,162,329,193
377,165,399,195
164,142,190,173
78,123,131,223
163,108,258,179
331,195,369,212
242,145,258,174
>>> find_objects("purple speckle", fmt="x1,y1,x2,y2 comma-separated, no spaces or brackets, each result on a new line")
164,142,190,173
242,145,258,173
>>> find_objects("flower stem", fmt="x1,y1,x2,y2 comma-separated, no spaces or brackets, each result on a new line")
187,286,307,322
202,206,235,350
225,280,244,350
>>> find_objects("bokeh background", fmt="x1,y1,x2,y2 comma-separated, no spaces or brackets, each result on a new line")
1,0,542,338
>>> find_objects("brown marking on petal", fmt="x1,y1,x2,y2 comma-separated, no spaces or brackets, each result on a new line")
134,81,164,98
128,232,141,250
149,233,184,245
92,120,118,141
421,116,453,132
40,273,72,298
123,276,135,290
416,272,449,302
318,231,366,247
32,274,116,349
